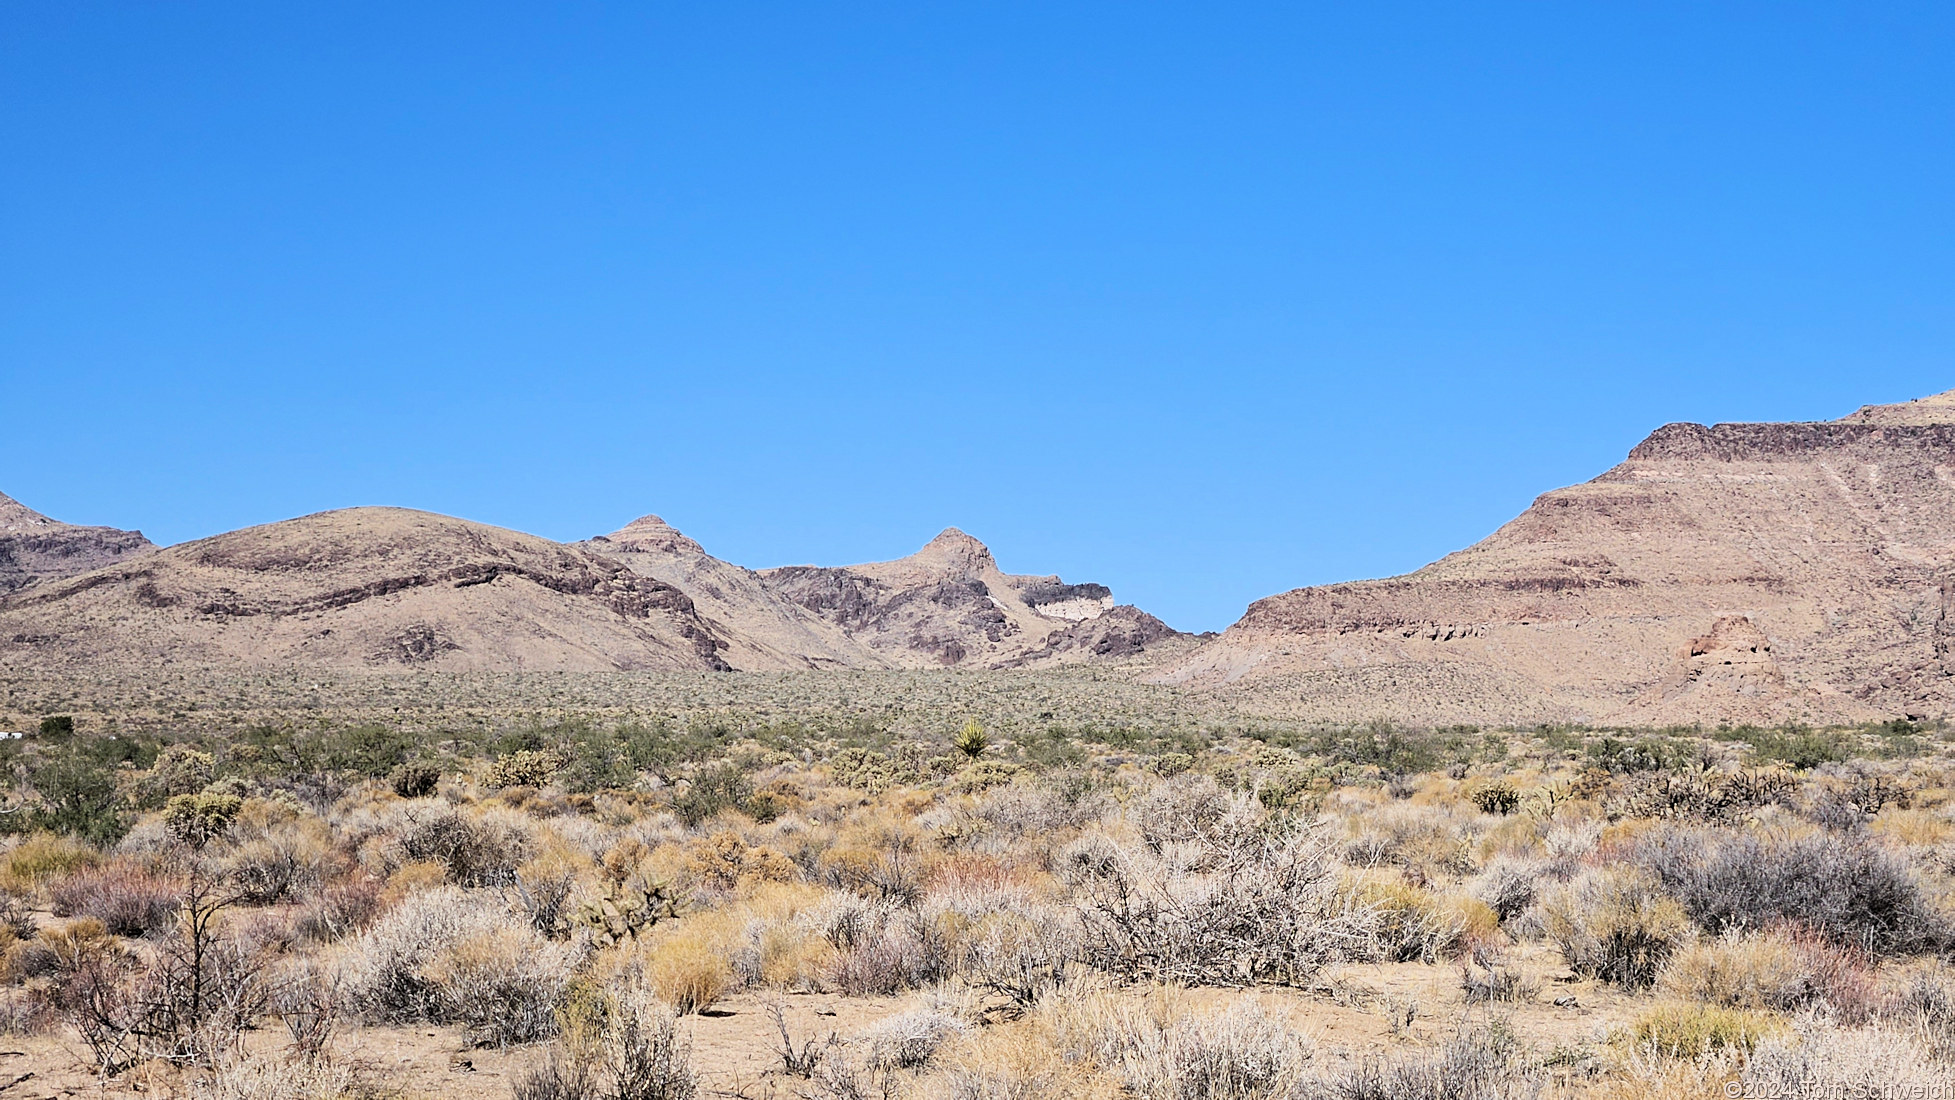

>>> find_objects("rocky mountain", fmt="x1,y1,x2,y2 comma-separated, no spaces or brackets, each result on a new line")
1161,390,1955,725
760,528,1181,669
579,515,890,670
0,492,152,595
0,503,1182,677
0,508,732,673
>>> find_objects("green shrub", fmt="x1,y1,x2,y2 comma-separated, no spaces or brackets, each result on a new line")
1743,728,1850,770
672,765,753,826
322,724,416,778
24,743,126,843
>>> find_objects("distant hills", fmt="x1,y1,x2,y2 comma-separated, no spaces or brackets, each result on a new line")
0,503,1182,675
11,389,1955,724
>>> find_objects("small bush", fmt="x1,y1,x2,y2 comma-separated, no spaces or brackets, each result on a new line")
24,744,126,843
1299,1027,1533,1100
1460,951,1539,1004
672,764,752,826
293,878,384,943
425,924,579,1046
139,746,215,805
397,810,531,887
1745,727,1851,769
49,862,180,936
1354,879,1470,963
513,985,698,1100
858,1008,969,1071
197,1055,384,1100
1470,858,1538,923
1538,867,1692,988
1041,990,1309,1100
643,922,738,1013
0,894,36,941
342,887,503,1022
1741,1019,1947,1099
1066,820,1372,987
163,792,244,849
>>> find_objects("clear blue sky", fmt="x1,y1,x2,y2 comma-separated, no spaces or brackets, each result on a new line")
4,4,1951,631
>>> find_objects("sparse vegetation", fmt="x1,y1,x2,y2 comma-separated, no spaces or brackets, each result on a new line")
0,702,1944,1096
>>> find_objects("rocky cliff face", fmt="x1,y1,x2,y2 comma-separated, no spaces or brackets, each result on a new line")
1161,391,1955,725
0,493,152,595
760,528,1182,669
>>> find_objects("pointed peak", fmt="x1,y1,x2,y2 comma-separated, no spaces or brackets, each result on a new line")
910,527,995,572
0,491,61,533
1839,388,1955,426
601,514,705,556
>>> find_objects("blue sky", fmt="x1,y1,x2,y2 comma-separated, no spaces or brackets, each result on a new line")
3,4,1951,631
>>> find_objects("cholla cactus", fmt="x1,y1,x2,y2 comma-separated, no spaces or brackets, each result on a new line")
567,878,681,947
483,749,564,789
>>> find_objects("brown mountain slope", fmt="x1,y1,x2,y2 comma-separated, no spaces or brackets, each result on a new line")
579,515,890,671
761,528,1183,668
0,492,152,595
1161,391,1955,725
0,507,731,673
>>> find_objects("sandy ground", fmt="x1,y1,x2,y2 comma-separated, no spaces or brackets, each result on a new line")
0,944,1632,1098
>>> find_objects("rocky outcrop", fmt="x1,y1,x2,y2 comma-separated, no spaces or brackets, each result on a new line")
1659,615,1785,700
580,515,888,671
0,492,152,595
1162,390,1955,724
760,528,1183,669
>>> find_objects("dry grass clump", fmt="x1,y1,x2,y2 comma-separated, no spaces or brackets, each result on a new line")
1350,877,1494,963
1655,929,1874,1017
0,833,99,893
1039,987,1310,1100
194,1056,393,1100
1626,1001,1781,1059
1296,1027,1537,1100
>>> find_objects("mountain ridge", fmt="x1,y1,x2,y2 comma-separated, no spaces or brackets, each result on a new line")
1158,390,1955,724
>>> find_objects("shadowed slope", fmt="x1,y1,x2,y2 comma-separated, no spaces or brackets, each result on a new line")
0,492,152,596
